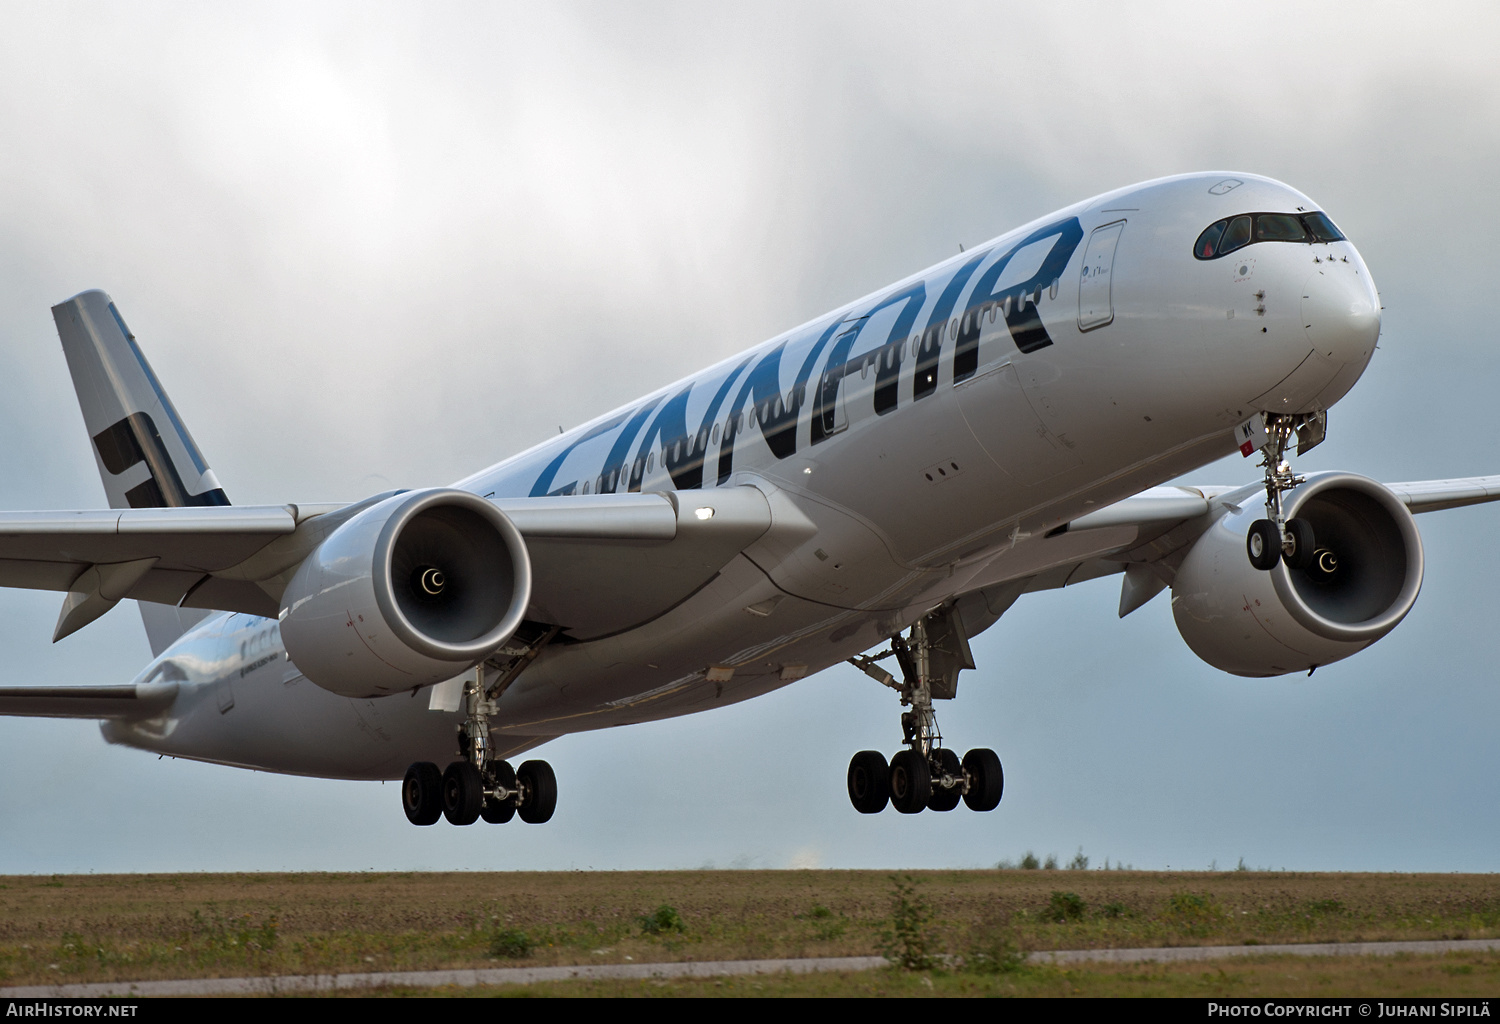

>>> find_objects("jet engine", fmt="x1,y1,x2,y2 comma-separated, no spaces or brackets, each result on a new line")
1171,473,1423,677
279,489,531,698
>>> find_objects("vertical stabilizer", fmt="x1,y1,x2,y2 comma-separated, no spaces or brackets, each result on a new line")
52,291,229,510
51,290,227,653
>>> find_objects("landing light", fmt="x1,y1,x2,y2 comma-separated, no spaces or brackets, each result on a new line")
695,507,715,520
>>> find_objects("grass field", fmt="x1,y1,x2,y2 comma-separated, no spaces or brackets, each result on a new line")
1,870,1497,995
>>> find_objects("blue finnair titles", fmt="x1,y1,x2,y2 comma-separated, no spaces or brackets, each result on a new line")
521,215,1084,500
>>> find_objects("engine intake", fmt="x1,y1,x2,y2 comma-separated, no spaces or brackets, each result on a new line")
280,489,532,698
1171,473,1423,677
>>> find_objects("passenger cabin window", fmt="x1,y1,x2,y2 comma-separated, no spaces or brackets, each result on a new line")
1193,211,1346,260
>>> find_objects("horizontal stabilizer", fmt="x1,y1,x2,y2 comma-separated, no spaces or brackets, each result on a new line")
0,681,177,719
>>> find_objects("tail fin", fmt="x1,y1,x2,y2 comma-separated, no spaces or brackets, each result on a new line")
52,290,229,510
51,290,227,652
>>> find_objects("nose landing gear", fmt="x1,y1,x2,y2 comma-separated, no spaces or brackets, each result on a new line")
1243,412,1324,572
846,607,1003,815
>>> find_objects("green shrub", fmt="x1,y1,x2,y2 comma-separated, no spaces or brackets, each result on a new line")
1164,892,1227,932
490,927,534,959
1020,852,1041,870
1043,891,1086,923
638,904,686,935
1066,848,1089,871
879,875,936,971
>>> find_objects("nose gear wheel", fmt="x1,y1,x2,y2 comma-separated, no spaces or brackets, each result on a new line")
1245,412,1324,572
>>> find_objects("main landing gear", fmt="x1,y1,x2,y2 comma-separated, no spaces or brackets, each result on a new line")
402,756,557,827
1244,412,1326,573
401,625,561,827
845,608,1003,815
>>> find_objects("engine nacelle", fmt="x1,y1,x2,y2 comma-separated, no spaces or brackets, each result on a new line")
279,489,531,698
1171,472,1423,677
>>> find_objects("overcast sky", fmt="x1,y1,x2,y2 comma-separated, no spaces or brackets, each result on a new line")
2,2,1498,873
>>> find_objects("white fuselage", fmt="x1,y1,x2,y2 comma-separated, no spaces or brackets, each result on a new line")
103,172,1381,779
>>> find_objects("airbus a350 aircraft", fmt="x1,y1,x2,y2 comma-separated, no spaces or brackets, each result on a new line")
3,172,1495,827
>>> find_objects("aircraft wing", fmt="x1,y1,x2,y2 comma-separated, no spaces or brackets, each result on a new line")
0,488,773,641
1383,476,1500,513
953,474,1500,627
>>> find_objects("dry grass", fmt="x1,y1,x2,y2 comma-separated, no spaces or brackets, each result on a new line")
0,870,1497,990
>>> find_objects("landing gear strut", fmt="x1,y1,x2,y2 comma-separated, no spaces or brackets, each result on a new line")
1245,412,1321,572
402,625,562,827
846,608,1002,814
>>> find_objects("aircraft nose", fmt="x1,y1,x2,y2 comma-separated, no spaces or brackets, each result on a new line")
1301,258,1380,365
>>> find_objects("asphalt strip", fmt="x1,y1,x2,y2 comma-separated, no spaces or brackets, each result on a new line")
4,939,1499,997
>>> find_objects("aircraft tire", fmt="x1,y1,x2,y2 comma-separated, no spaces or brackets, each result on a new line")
1247,519,1280,571
517,760,558,824
481,759,517,824
847,750,890,813
402,761,443,826
961,748,1004,812
927,748,964,812
1282,517,1316,571
889,749,931,814
442,761,483,826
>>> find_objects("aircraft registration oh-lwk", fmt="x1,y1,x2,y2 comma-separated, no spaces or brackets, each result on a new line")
2,172,1495,826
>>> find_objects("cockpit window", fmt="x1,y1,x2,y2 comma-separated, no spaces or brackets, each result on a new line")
1256,214,1307,242
1218,216,1252,256
1302,212,1346,243
1193,211,1346,260
1195,220,1226,259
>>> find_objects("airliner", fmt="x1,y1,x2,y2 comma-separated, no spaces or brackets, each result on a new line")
3,172,1494,827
